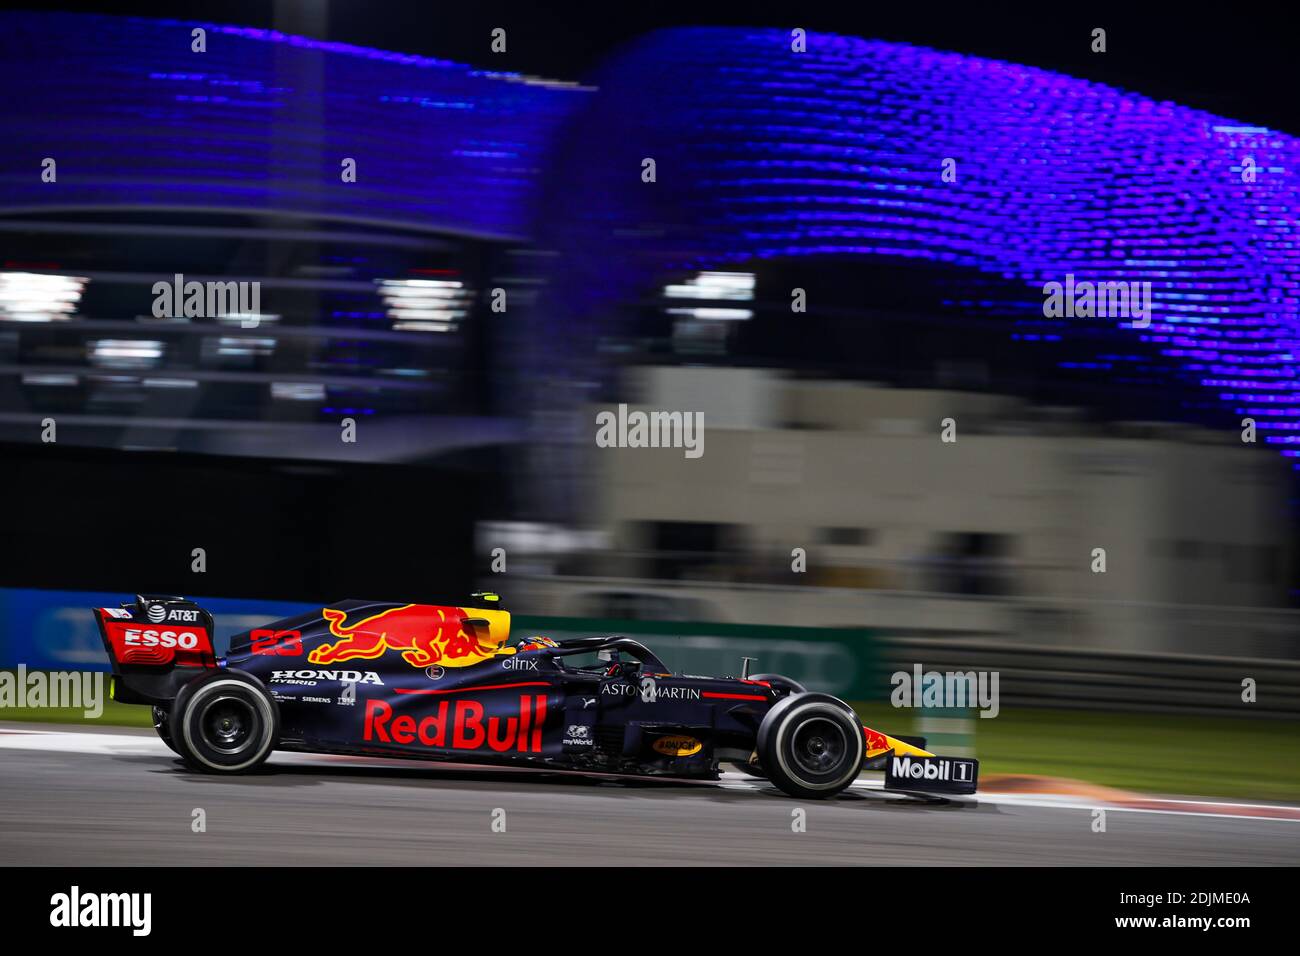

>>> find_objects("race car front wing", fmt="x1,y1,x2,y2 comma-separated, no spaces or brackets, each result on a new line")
883,753,980,795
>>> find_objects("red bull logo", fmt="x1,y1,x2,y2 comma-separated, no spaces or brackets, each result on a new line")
363,696,547,753
863,728,890,754
308,605,503,668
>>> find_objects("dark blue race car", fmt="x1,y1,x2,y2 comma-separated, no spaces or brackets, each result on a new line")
93,592,978,799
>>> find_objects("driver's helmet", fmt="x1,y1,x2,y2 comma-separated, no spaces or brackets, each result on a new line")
517,636,560,652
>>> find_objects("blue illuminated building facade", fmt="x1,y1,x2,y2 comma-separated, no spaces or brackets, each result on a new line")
0,13,581,238
536,28,1300,460
1,15,1296,461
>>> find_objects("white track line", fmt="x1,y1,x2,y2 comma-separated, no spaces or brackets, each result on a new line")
3,725,1297,823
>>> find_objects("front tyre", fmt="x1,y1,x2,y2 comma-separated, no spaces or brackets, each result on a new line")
757,695,865,799
171,671,279,773
748,673,807,695
724,675,809,778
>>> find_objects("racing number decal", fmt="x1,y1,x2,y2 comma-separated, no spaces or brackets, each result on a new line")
251,629,303,656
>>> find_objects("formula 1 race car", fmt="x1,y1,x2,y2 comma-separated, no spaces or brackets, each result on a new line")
92,593,979,799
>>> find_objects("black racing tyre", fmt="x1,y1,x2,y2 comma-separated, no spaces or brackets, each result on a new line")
171,671,279,773
152,705,179,754
724,675,807,778
757,694,865,799
750,675,858,720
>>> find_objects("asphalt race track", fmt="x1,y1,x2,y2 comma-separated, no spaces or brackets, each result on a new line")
1,723,1296,866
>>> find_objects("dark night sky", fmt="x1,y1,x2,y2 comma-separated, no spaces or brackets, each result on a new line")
14,1,1300,134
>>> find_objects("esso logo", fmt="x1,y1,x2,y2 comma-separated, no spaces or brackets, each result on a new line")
123,628,199,650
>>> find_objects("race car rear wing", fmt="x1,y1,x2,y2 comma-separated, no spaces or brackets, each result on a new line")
91,595,218,705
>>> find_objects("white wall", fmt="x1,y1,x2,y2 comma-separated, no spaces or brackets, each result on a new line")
588,384,1291,609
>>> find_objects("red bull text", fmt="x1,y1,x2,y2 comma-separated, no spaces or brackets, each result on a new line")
363,696,548,753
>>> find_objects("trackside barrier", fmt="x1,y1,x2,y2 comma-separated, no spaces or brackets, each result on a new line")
879,637,1300,719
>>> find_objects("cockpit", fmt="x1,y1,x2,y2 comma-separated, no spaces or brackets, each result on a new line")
508,634,671,677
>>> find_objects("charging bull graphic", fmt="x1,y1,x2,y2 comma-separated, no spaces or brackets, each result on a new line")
308,604,508,668
864,728,890,755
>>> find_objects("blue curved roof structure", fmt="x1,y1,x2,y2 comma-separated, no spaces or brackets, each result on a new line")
3,16,1298,456
0,12,586,239
537,28,1300,456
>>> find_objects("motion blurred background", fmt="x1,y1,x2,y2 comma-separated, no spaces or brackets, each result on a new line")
1,1,1297,799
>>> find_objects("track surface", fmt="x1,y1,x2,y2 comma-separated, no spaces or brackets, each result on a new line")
2,723,1296,865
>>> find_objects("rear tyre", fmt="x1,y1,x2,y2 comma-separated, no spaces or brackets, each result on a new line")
152,705,179,754
171,671,279,773
757,695,865,799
